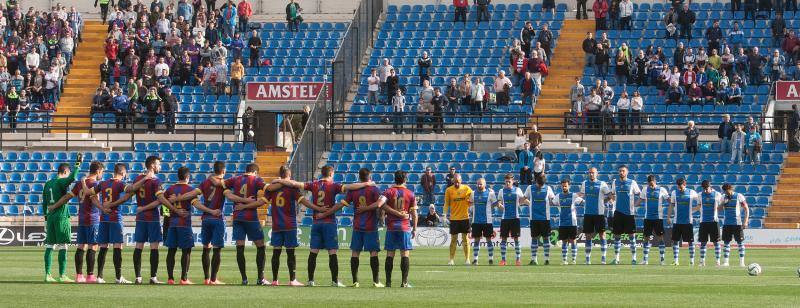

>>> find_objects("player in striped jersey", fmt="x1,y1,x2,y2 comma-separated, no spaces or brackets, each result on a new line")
697,180,723,266
167,161,228,285
444,174,474,266
222,164,268,285
524,175,556,265
371,170,418,288
610,166,642,265
319,168,384,287
552,178,584,265
87,163,133,284
667,178,701,266
495,173,530,266
579,167,613,265
720,183,749,267
636,175,670,265
272,165,374,287
161,167,202,284
469,178,498,265
66,161,103,283
126,156,172,284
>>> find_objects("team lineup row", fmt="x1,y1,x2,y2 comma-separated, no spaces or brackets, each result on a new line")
39,156,750,288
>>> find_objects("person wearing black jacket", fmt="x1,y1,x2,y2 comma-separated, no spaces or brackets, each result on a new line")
577,0,589,19
100,58,111,85
163,88,178,134
594,44,610,80
431,88,446,134
685,121,700,158
731,0,741,11
705,20,723,55
418,51,432,86
677,4,695,40
744,0,756,20
718,114,735,154
142,87,162,133
386,69,400,103
520,22,535,57
789,104,800,152
475,0,491,24
582,32,596,68
537,23,553,64
247,29,261,67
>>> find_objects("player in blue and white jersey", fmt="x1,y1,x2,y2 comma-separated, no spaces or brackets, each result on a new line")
495,174,530,266
697,180,723,266
610,166,641,265
720,183,749,267
524,175,556,265
469,178,499,265
579,167,613,265
551,178,584,265
668,178,701,266
635,175,670,265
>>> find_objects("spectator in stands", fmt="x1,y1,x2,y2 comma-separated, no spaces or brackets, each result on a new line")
514,128,527,158
248,29,261,67
431,88,446,134
618,0,633,30
789,104,800,152
92,88,109,112
230,58,244,96
632,50,648,85
577,0,589,19
727,82,742,105
446,167,457,187
113,88,130,129
424,205,441,227
732,0,742,11
471,77,486,112
163,88,178,134
445,78,460,113
687,83,703,104
459,74,472,111
537,23,553,64
594,44,610,80
769,50,786,82
379,59,393,101
494,70,512,105
730,123,746,163
238,0,252,33
201,62,215,94
418,51,432,86
367,69,379,105
5,87,19,132
630,90,643,134
517,142,534,185
44,66,60,107
99,58,110,86
705,20,723,56
746,125,762,164
521,72,535,106
600,99,616,133
475,0,490,24
608,0,619,30
772,12,787,49
143,87,163,134
17,91,30,112
95,0,112,24
570,77,585,111
391,89,405,135
721,47,735,76
664,7,678,40
614,52,629,86
520,22,535,56
684,121,700,158
418,80,434,131
586,88,602,132
744,0,757,20
542,0,555,12
386,68,400,103
788,0,799,12
718,114,735,154
453,0,468,25
286,0,302,32
593,0,609,31
242,106,255,141
729,22,745,52
523,51,539,89
616,91,630,134
421,166,436,206
583,32,596,68
677,4,695,41
528,124,543,154
214,59,229,94
601,80,614,106
666,81,684,104
702,80,718,105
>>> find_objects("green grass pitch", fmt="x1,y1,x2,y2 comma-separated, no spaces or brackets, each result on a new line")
1,247,798,306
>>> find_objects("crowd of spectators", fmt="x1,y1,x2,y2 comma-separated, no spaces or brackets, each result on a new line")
0,3,82,130
91,0,266,130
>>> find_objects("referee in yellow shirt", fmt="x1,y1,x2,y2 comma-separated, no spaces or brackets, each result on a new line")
444,174,474,265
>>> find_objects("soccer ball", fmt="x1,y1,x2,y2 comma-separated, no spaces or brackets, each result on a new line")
746,263,762,276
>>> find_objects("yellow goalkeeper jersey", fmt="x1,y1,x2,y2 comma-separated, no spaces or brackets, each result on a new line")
444,184,474,221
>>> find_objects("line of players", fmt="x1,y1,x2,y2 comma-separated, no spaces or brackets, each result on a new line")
441,165,750,267
48,157,418,287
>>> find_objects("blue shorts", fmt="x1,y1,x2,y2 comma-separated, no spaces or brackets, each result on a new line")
385,231,413,251
232,220,264,242
200,219,226,248
76,224,99,245
98,221,124,244
270,230,299,248
165,227,195,249
134,221,162,243
350,231,380,252
310,223,339,250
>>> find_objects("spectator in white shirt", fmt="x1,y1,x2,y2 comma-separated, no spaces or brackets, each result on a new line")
532,151,546,179
26,49,40,72
378,58,393,98
367,68,380,105
391,89,406,134
514,128,527,158
630,90,643,135
154,57,170,78
494,70,513,105
619,0,633,30
616,92,631,134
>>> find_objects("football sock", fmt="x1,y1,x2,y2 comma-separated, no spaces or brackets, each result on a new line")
384,256,394,285
737,242,745,261
149,249,159,278
329,253,339,283
472,241,480,261
44,247,53,275
531,238,539,261
629,237,637,261
133,248,142,278
613,237,621,260
75,248,85,275
113,248,122,280
287,249,297,281
585,239,593,263
688,242,695,263
202,247,211,280
307,252,318,282
211,248,221,282
449,238,457,260
272,248,282,282
370,256,379,283
571,243,578,262
180,248,191,281
561,242,568,261
256,246,266,281
658,241,666,263
461,234,470,261
643,240,651,263
714,242,721,262
487,240,494,261
400,256,410,285
724,242,731,261
350,257,359,283
500,241,507,261
699,242,707,261
543,236,551,261
167,248,177,281
600,239,607,263
97,247,108,278
673,243,680,261
86,249,96,276
236,245,247,281
58,248,67,277
514,240,521,261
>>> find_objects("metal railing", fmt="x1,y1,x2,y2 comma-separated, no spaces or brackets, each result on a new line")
287,88,329,182
330,0,384,113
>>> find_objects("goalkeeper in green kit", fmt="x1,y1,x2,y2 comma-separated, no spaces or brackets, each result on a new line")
42,153,83,282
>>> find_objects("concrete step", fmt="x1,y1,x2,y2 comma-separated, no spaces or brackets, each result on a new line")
764,222,800,229
765,217,800,223
765,211,800,217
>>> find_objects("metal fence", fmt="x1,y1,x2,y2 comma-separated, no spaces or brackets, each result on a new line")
287,88,329,182
330,0,383,113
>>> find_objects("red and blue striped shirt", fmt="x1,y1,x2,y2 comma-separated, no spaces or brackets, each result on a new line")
71,177,99,226
304,180,344,224
94,179,127,223
198,176,226,221
344,186,381,232
266,186,303,231
164,183,197,228
134,175,164,222
226,175,265,222
382,186,417,232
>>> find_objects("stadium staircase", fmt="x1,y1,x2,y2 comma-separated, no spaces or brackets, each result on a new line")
254,151,290,221
766,153,800,228
531,19,595,133
54,21,107,131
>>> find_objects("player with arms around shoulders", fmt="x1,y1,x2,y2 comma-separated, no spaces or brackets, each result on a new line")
579,167,613,265
667,178,701,266
42,153,83,283
222,163,268,285
443,173,474,266
495,173,530,266
66,161,104,283
271,165,374,287
636,175,670,265
720,183,749,267
87,163,134,284
552,178,584,265
371,170,418,288
469,178,499,265
524,175,556,265
697,180,724,266
610,165,642,265
161,167,210,285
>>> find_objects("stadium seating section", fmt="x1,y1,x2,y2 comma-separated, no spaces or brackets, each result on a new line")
327,142,787,229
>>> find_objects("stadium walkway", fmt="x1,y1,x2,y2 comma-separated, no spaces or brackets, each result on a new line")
767,153,800,228
255,151,289,221
54,20,106,131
